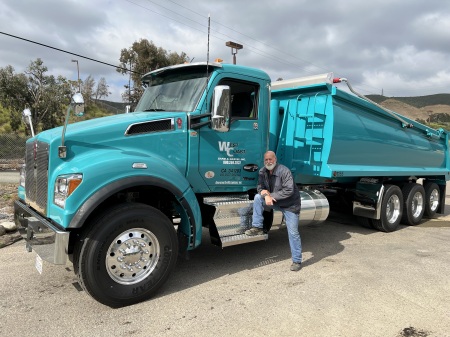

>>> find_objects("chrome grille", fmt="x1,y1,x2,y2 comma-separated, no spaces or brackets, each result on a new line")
25,140,49,213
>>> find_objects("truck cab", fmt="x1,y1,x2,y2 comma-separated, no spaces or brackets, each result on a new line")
135,62,272,193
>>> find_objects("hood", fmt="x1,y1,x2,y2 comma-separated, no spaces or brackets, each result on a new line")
33,111,184,146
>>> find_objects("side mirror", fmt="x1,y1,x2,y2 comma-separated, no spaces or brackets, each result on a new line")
22,108,35,137
22,108,31,125
211,85,231,132
71,92,85,117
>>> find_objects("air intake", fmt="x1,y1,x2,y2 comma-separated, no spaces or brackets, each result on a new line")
126,119,174,135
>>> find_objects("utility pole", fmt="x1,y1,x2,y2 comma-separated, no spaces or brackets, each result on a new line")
128,59,132,105
71,59,81,93
226,41,243,64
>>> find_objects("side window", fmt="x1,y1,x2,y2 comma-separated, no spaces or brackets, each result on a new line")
219,79,259,119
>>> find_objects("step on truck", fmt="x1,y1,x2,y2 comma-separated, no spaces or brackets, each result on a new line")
14,62,449,307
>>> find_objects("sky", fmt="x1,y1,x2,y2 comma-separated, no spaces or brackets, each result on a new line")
1,0,450,103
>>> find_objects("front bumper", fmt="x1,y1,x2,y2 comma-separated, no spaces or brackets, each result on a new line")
14,199,69,265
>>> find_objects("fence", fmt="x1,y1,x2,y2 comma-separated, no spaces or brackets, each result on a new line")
0,133,27,170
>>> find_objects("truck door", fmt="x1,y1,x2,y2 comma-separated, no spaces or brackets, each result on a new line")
198,77,264,191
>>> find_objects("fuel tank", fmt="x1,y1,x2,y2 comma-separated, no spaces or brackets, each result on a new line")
204,190,329,248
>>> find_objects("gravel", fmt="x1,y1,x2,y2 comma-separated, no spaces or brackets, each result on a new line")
0,183,20,248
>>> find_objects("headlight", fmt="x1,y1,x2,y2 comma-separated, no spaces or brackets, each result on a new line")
19,164,26,188
54,174,83,208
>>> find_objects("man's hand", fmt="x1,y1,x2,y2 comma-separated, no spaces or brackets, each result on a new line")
264,195,275,206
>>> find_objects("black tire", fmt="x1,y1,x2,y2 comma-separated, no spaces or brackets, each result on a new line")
423,182,440,218
75,203,178,307
372,185,403,232
356,216,375,229
401,183,425,226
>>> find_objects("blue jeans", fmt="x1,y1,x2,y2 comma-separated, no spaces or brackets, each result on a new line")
252,194,302,263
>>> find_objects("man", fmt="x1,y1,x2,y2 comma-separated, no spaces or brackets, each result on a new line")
245,151,302,271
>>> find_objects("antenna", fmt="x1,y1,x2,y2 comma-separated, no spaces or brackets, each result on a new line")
207,13,210,73
205,13,211,112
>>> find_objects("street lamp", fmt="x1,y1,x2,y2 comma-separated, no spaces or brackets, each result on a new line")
71,59,81,92
225,41,243,64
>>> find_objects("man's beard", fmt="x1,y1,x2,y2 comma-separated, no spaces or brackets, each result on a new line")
265,163,276,171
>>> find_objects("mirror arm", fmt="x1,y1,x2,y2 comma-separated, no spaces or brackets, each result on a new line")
59,93,84,158
58,105,72,158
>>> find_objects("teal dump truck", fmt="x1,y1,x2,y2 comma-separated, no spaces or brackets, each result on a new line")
14,62,449,307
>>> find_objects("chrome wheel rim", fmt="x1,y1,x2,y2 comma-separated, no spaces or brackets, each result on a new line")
386,194,401,224
106,228,160,285
411,191,424,218
429,189,439,212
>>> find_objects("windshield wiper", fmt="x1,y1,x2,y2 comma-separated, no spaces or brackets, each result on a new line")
144,108,166,111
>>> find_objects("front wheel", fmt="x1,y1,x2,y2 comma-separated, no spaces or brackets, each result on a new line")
75,203,178,307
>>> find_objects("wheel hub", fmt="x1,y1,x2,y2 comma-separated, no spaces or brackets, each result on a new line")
429,189,439,212
106,228,160,285
386,195,401,224
411,192,424,218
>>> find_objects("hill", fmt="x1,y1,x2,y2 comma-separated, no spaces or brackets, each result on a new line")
366,94,450,125
367,93,450,108
96,100,128,114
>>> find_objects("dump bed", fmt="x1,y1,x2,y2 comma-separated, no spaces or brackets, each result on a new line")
270,74,450,185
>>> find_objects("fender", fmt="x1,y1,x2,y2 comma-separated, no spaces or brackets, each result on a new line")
69,175,201,248
48,150,202,248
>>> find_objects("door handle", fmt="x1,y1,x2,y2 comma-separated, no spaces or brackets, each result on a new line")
243,164,259,172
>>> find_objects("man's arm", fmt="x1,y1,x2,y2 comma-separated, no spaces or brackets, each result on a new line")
270,167,295,202
256,169,269,194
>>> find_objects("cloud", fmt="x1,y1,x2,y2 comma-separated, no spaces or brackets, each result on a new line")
1,0,449,102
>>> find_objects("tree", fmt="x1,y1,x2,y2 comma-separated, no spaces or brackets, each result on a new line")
80,75,110,104
94,77,110,101
43,75,72,129
117,39,189,107
0,65,30,132
25,58,72,131
81,75,95,106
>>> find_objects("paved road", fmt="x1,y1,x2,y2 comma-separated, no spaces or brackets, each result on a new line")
1,207,450,336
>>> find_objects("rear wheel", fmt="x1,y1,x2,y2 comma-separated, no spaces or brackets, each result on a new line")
401,183,425,226
372,185,403,232
75,203,178,307
423,182,440,218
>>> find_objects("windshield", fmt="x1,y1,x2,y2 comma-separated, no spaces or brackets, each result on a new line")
135,67,208,112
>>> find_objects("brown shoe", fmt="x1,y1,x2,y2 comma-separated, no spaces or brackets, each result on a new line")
235,227,249,234
245,227,264,236
290,262,302,271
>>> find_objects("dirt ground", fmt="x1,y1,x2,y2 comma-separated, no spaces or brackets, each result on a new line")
0,183,17,211
0,183,20,248
1,182,449,336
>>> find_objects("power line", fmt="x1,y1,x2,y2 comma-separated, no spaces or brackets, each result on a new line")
127,0,327,75
0,31,140,74
156,0,329,73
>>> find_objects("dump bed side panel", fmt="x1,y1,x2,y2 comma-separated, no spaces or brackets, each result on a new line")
272,83,449,184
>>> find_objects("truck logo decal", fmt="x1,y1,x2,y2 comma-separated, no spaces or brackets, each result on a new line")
218,141,238,157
